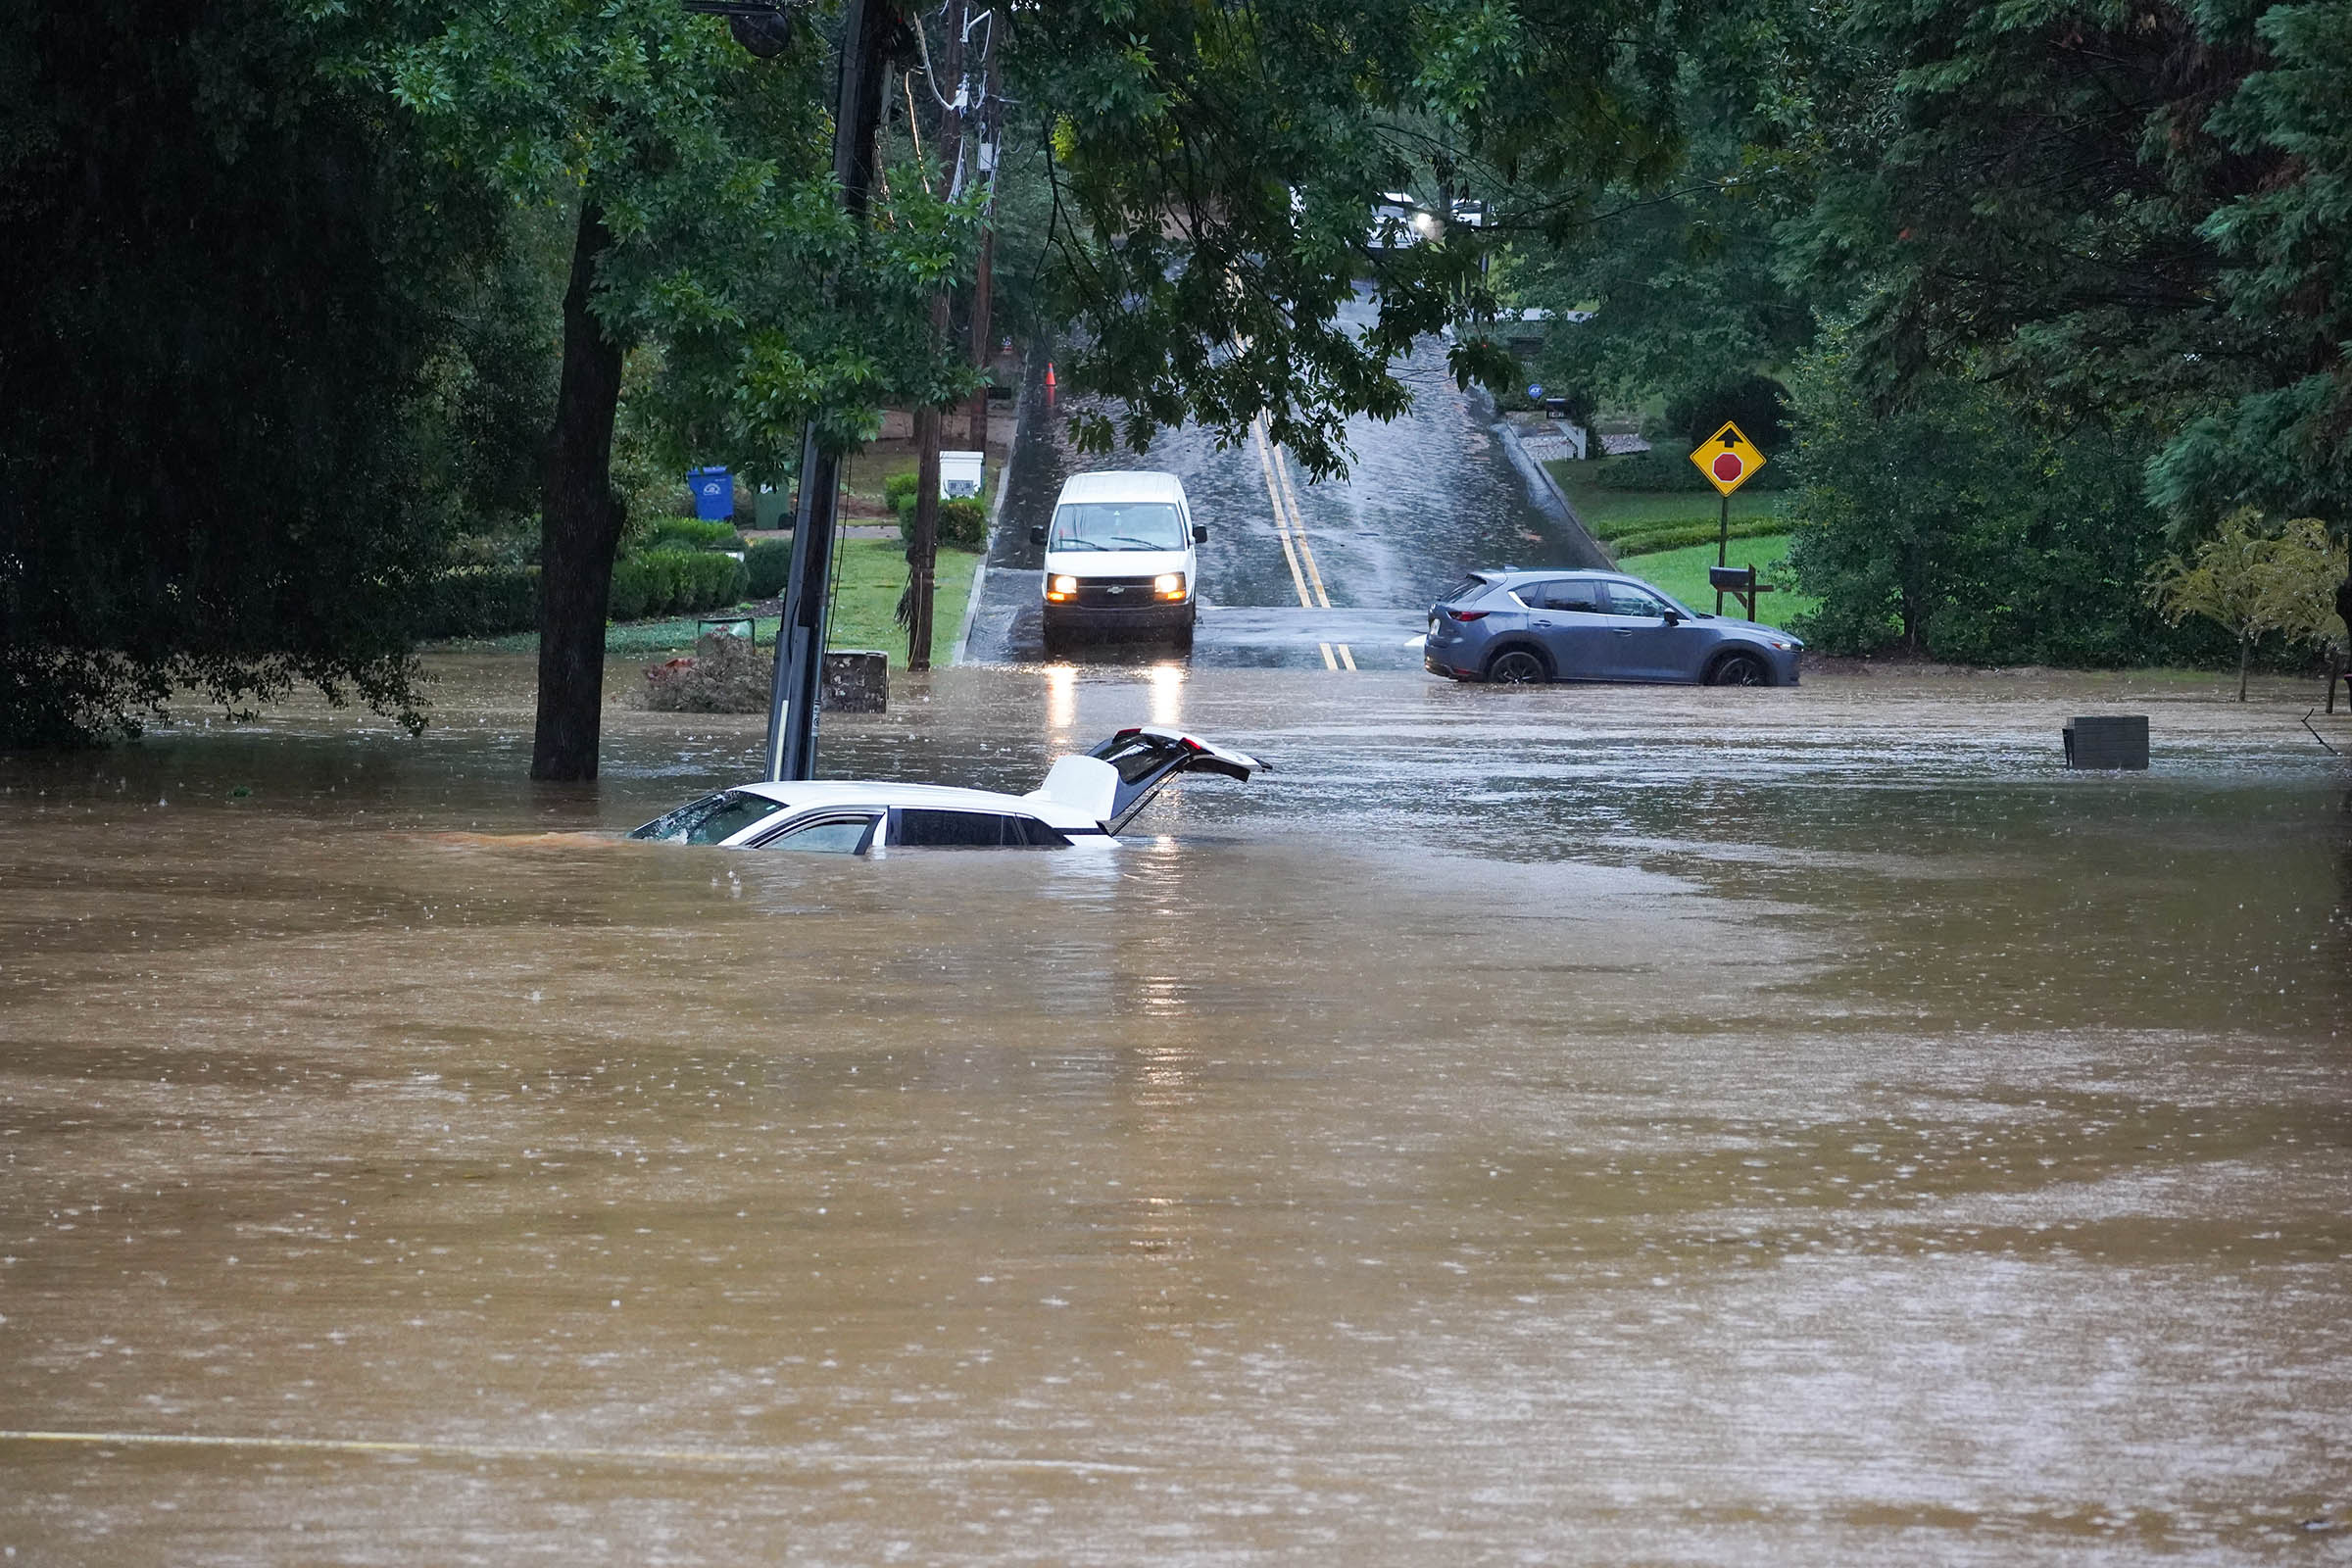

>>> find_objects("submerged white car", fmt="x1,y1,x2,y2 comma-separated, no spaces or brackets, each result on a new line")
627,728,1267,853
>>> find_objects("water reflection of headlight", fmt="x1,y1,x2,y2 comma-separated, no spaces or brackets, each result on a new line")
1150,662,1184,726
1046,663,1076,733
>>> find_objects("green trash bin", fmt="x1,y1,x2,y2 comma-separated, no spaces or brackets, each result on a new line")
752,485,791,532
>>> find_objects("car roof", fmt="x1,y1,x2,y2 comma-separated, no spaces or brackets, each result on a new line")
1054,469,1186,506
721,780,1102,831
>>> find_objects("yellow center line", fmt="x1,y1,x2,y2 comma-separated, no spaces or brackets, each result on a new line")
0,1427,1147,1476
1250,416,1315,612
1249,417,1354,670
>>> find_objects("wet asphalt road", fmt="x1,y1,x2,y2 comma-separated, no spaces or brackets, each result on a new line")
964,304,1604,669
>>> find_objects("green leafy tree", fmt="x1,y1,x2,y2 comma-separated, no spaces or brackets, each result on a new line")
1771,0,2351,601
2148,511,2349,700
1017,0,1689,476
352,0,972,778
1784,334,2222,666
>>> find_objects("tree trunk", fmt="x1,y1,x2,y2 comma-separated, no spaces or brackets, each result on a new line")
530,202,627,781
2237,632,2251,702
906,404,940,670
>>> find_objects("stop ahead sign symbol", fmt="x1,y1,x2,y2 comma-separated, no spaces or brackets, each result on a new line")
1712,451,1744,483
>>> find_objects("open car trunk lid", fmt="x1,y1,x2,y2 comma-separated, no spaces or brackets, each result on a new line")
1024,726,1268,835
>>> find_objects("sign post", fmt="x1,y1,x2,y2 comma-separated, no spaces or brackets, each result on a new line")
1689,420,1766,613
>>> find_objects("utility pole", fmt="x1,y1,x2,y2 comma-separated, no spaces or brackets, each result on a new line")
763,0,893,781
965,40,1001,452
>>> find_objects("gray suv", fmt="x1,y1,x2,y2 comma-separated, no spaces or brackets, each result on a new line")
1424,569,1802,687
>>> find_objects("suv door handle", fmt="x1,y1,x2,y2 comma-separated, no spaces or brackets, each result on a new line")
1534,618,1553,627
1612,628,1634,636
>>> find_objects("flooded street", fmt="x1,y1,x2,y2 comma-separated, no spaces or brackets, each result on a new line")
4,660,2350,1564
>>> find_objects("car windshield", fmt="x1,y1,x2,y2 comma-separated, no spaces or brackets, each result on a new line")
628,791,784,845
1049,501,1185,551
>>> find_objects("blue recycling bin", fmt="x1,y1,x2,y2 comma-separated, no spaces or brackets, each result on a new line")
687,466,734,521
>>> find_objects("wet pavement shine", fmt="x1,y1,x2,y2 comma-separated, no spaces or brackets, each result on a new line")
3,658,2350,1564
965,308,1603,669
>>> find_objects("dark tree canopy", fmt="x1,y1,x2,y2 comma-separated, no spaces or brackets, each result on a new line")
0,0,538,745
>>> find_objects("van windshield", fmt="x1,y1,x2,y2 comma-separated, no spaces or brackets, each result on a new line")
1049,502,1185,551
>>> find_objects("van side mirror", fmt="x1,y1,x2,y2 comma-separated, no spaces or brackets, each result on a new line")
1029,525,1046,546
1192,523,1208,543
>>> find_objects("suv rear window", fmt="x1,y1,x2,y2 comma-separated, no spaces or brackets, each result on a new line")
1437,574,1492,604
893,809,1068,848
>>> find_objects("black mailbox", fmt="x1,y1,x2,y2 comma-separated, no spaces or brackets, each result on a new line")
1708,565,1756,592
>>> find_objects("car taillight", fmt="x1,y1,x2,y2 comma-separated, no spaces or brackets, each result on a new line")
1446,609,1489,622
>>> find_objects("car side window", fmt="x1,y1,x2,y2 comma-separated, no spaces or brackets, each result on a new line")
892,808,1059,848
1600,582,1667,617
1543,580,1603,612
1011,815,1072,848
1511,579,1564,610
757,814,878,854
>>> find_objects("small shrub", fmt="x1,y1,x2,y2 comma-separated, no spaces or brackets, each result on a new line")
896,495,991,551
746,539,793,598
884,470,921,522
420,565,539,638
938,496,989,551
608,558,653,621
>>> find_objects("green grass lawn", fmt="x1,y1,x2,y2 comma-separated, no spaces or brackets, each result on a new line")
1615,533,1816,629
1544,459,1784,541
434,540,984,664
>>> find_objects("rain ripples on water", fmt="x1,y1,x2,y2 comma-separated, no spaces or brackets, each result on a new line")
2,660,2348,1563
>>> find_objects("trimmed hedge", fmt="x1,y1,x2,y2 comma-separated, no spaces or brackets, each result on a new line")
1612,516,1788,558
1589,451,1793,493
608,549,747,622
746,538,793,598
643,516,746,552
420,565,539,638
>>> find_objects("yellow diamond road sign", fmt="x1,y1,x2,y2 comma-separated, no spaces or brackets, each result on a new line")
1690,420,1766,496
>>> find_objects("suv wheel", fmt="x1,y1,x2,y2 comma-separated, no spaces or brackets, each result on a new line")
1486,648,1549,685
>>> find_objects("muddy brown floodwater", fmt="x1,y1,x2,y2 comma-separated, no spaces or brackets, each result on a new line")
3,658,2350,1565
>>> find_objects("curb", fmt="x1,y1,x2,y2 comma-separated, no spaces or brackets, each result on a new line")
952,358,1028,665
1494,417,1613,568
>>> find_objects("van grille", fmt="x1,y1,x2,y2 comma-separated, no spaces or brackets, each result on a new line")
1069,575,1162,607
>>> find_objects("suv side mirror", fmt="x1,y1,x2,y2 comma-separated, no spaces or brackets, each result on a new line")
1661,608,1685,625
1029,525,1046,546
1192,523,1208,543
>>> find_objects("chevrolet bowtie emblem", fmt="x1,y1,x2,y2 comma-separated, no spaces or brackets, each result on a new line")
1105,585,1125,594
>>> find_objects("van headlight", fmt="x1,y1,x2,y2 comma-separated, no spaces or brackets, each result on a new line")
1153,572,1185,600
1048,574,1078,603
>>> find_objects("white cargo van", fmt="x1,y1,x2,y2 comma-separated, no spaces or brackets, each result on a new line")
1030,469,1205,653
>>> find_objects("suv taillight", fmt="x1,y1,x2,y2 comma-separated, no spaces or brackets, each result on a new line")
1446,609,1489,622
